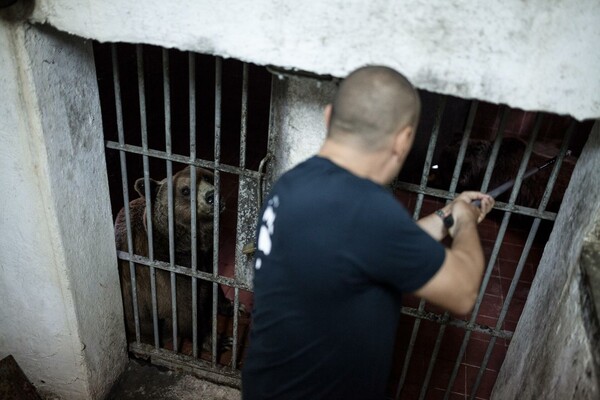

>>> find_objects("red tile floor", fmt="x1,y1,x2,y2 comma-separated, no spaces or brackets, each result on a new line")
388,192,548,399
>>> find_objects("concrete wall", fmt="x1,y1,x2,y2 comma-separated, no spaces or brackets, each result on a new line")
0,21,127,399
267,75,337,182
492,121,600,399
30,0,600,121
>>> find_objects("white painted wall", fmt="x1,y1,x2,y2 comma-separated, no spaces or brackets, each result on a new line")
0,22,127,399
31,0,600,121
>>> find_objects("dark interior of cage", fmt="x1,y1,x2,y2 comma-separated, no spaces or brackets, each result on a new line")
94,42,594,397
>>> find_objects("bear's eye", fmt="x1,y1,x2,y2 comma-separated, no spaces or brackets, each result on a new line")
180,187,190,196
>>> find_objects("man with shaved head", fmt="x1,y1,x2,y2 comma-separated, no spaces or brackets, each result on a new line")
243,66,494,400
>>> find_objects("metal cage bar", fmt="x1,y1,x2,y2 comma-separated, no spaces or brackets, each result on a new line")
137,44,161,349
162,48,179,353
468,120,575,399
417,100,481,400
395,96,446,398
189,52,200,359
105,142,261,179
448,101,478,195
231,62,249,371
112,44,142,343
442,113,544,399
480,108,509,193
212,57,223,366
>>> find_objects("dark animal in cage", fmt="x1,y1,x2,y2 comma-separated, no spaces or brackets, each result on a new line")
115,165,217,351
431,136,575,212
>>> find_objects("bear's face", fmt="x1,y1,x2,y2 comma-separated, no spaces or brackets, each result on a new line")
134,166,217,231
168,166,215,225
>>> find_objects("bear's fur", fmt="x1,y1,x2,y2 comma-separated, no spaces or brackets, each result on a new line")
114,165,216,350
432,136,575,213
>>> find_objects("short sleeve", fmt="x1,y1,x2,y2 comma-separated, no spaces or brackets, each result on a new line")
349,189,446,293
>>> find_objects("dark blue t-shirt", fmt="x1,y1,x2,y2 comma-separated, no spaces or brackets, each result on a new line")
242,156,445,400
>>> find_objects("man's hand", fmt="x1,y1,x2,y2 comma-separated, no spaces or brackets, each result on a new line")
414,191,494,315
448,192,494,238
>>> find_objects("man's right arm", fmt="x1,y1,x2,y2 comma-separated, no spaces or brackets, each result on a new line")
413,194,494,315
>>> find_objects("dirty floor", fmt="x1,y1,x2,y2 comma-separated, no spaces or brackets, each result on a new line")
106,359,241,400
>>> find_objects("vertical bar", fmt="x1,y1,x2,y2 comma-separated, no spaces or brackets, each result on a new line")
212,56,223,366
412,96,447,220
137,44,160,349
112,44,142,343
231,62,248,370
418,100,480,400
189,52,199,359
469,120,575,399
240,63,249,171
163,49,178,352
480,108,510,193
418,315,450,400
448,100,479,195
444,114,543,400
231,287,240,369
396,96,446,398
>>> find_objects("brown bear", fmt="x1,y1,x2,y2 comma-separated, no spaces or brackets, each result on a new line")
431,136,575,213
114,165,217,352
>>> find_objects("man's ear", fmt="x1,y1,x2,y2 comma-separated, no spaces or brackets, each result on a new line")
393,125,414,156
324,104,333,129
134,178,161,200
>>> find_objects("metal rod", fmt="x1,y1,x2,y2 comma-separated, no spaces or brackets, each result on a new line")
112,44,142,343
105,142,262,179
240,63,249,170
443,113,543,399
418,101,481,400
413,96,447,220
231,287,240,370
392,182,557,221
117,251,252,290
448,100,478,195
189,52,199,359
469,120,575,399
399,307,513,339
396,96,446,398
136,44,160,349
163,48,179,353
419,315,450,400
129,343,241,388
480,108,509,193
212,56,223,366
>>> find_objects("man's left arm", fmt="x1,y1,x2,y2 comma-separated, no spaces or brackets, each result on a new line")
417,192,494,241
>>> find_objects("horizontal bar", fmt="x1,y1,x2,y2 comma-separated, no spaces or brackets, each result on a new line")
117,251,253,291
105,141,262,179
129,342,241,388
393,182,557,221
400,307,513,340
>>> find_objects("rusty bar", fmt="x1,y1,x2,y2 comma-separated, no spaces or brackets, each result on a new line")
105,141,262,179
396,96,446,398
212,56,223,366
137,44,160,349
469,120,575,399
162,48,179,353
443,113,543,400
188,52,200,359
112,44,141,343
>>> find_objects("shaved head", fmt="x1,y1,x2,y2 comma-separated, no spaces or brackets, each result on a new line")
328,66,420,151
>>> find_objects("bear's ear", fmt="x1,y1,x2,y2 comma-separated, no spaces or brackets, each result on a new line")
134,178,161,200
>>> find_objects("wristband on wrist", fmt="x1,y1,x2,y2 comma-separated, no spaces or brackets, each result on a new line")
435,209,454,229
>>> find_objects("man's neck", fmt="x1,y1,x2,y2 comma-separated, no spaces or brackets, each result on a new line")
318,139,396,185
